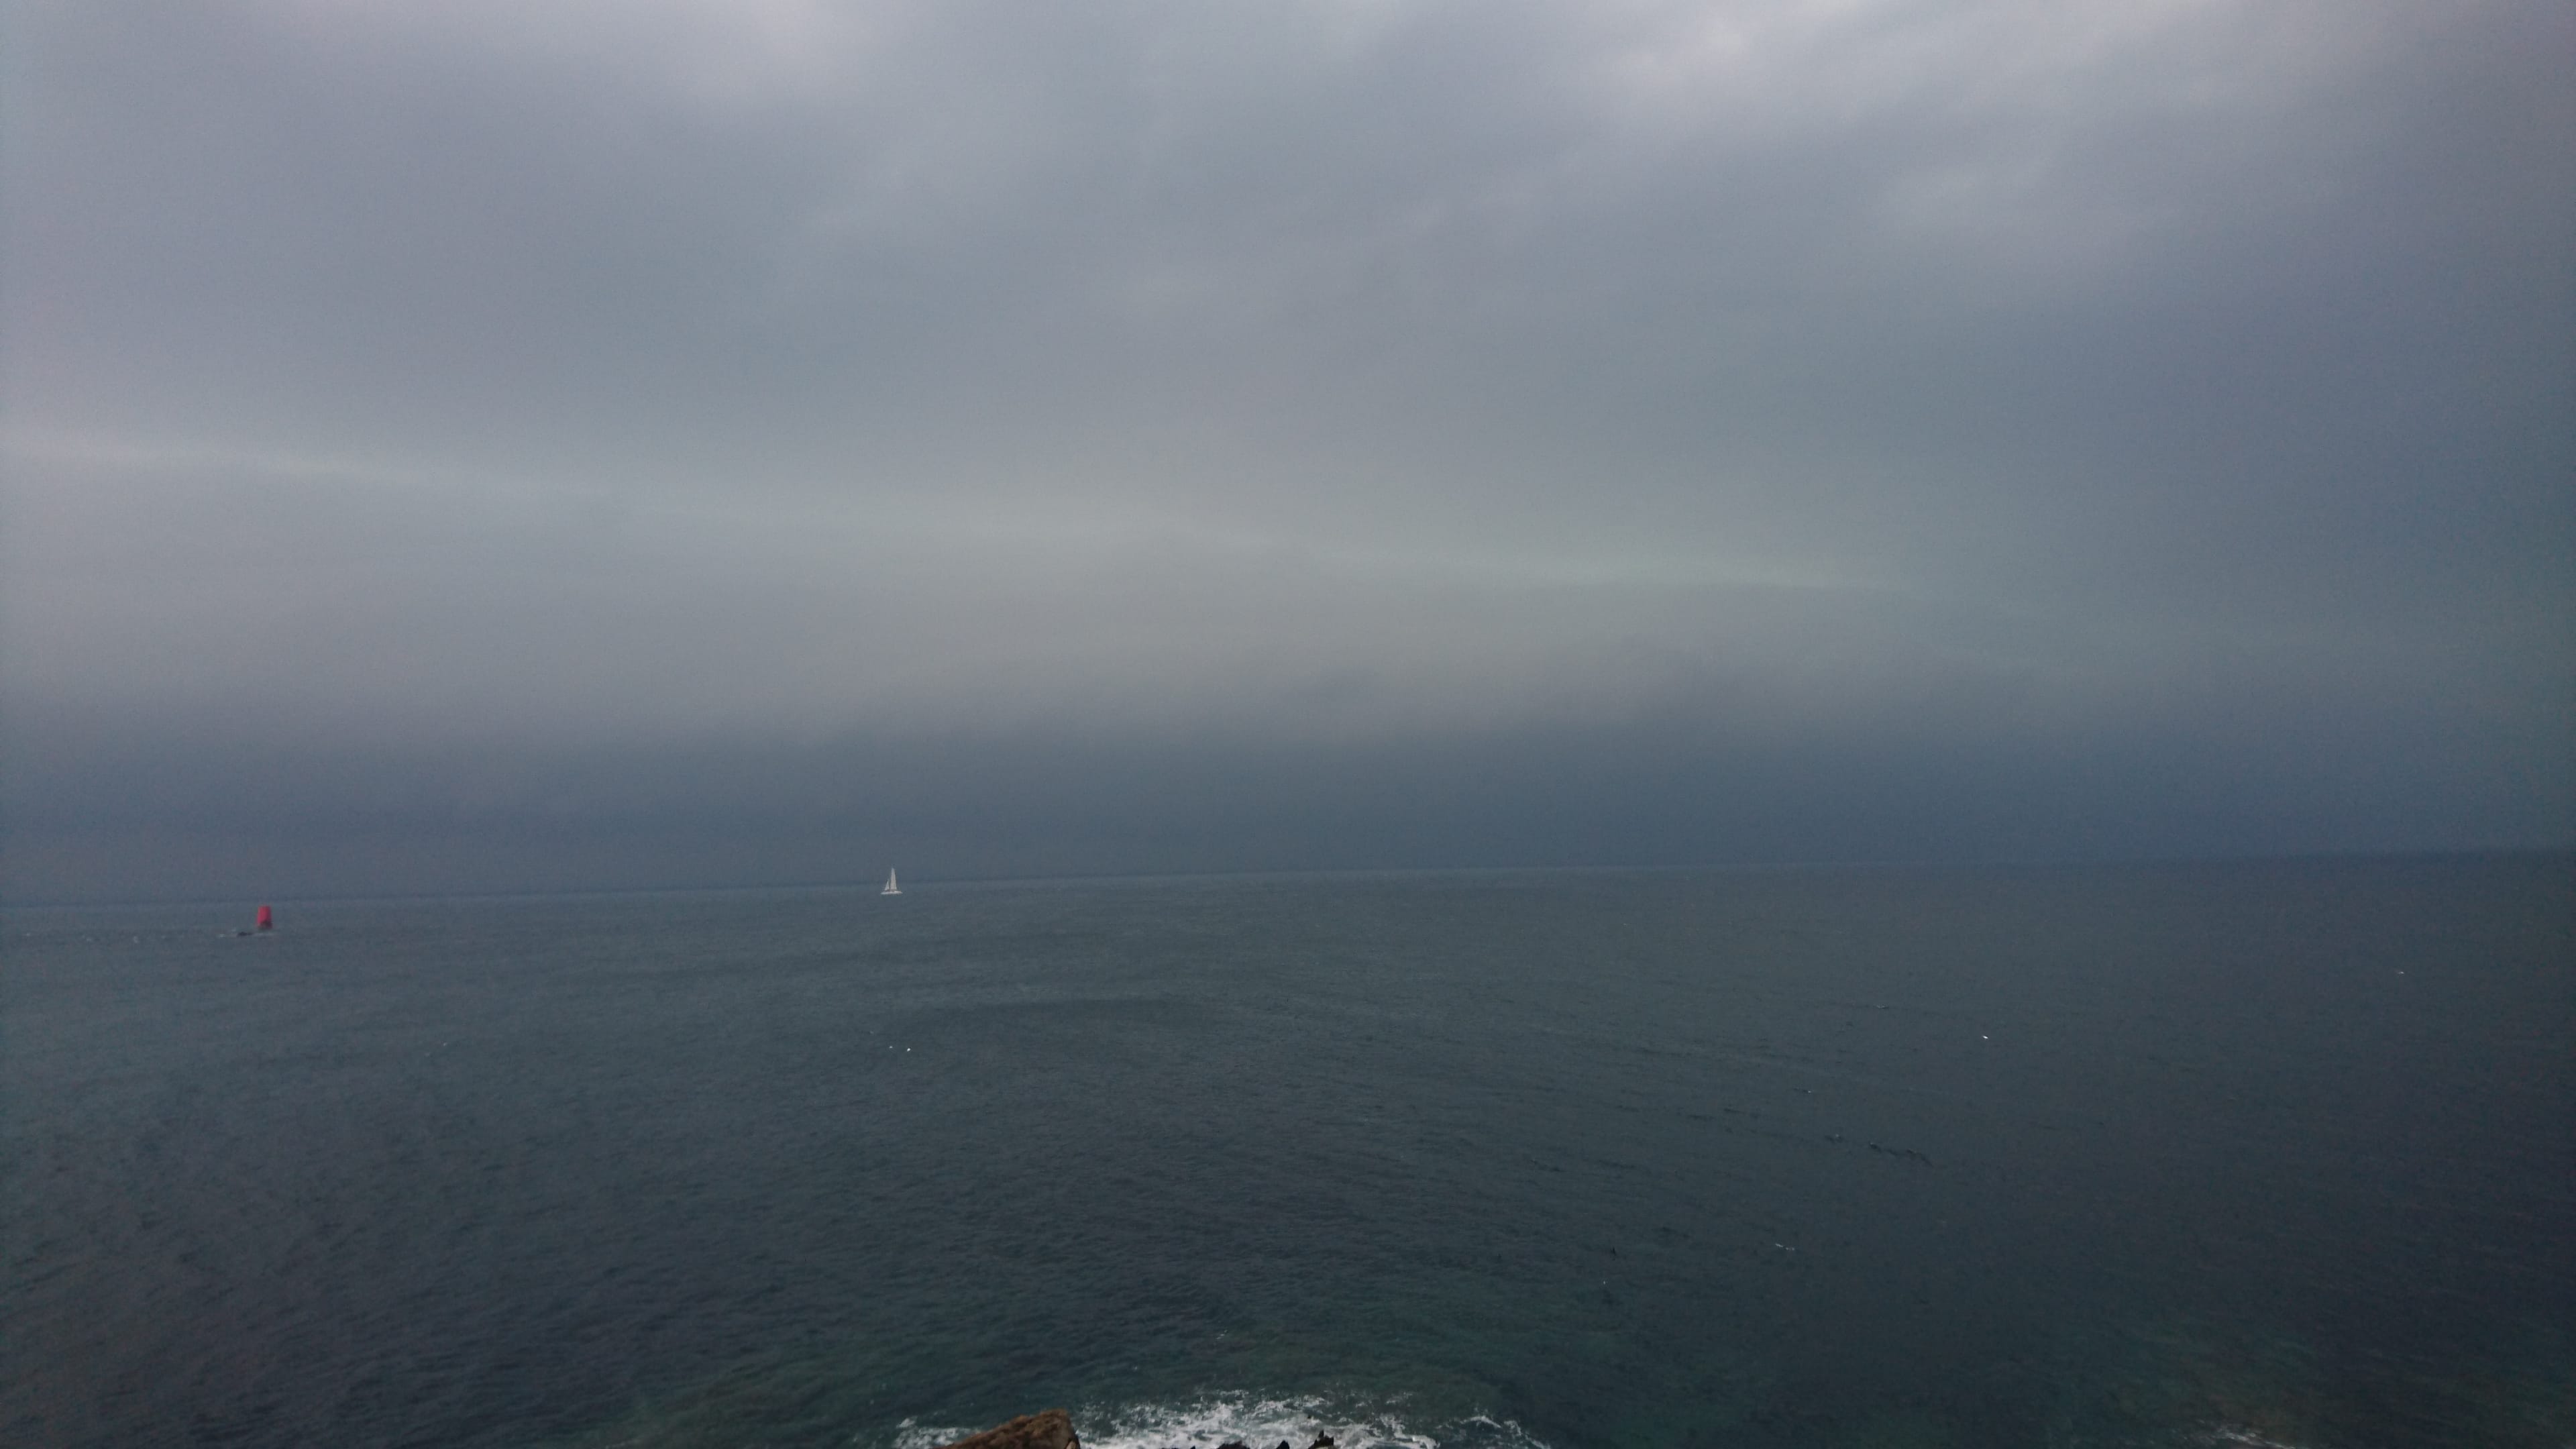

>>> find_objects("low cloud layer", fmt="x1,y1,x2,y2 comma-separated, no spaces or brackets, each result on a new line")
5,0,2568,899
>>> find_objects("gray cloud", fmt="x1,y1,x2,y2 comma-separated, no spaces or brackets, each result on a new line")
4,0,2568,899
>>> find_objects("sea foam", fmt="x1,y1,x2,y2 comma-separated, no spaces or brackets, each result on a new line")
895,1395,1547,1449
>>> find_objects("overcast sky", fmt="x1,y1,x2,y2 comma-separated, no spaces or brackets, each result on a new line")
5,0,2569,900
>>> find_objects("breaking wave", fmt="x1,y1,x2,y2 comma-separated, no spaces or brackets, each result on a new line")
894,1394,1547,1449
2191,1428,2316,1449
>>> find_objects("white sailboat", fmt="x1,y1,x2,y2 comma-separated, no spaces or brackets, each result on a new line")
881,867,902,896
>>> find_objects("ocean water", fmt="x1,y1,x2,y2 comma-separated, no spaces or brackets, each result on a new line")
5,857,2570,1449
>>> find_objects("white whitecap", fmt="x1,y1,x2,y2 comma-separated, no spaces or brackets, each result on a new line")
2195,1426,2316,1449
893,1416,981,1449
1074,1393,1545,1449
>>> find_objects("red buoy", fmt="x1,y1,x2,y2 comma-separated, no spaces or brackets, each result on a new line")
256,904,274,932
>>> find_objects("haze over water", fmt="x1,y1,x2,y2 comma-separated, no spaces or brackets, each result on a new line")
5,0,2570,898
9,856,2569,1448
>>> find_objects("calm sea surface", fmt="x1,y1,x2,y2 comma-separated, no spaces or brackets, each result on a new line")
6,857,2570,1449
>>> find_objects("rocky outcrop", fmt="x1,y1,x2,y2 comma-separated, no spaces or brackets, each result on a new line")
938,1410,1079,1449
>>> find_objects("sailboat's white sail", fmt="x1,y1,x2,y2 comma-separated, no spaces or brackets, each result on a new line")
881,868,901,896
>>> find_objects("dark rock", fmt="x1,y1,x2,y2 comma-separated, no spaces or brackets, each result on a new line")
1310,1438,1336,1449
936,1410,1079,1449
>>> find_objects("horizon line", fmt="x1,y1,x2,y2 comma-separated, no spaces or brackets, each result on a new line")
5,844,2566,912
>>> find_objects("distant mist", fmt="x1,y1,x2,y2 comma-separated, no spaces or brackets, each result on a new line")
5,0,2568,900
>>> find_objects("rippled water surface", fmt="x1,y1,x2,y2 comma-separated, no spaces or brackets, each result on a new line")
6,857,2570,1448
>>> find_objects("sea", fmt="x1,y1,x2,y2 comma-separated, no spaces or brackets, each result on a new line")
5,856,2569,1449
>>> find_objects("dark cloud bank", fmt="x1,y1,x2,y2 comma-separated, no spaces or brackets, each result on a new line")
4,0,2569,902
